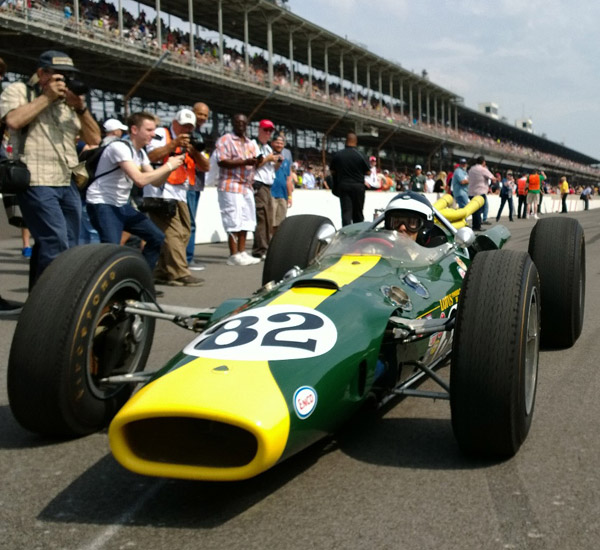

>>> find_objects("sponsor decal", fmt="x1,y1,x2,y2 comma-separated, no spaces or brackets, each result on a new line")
293,386,317,419
458,267,466,279
455,257,468,272
439,289,460,311
184,304,337,361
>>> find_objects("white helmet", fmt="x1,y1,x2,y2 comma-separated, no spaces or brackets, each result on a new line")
384,191,433,230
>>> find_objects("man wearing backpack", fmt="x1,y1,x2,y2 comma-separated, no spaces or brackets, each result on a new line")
85,111,184,271
0,50,101,287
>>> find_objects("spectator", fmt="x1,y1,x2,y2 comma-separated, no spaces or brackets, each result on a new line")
424,171,435,193
410,164,426,192
496,170,515,222
186,101,211,270
302,164,316,189
270,133,293,234
560,176,569,213
0,49,101,288
526,168,545,220
581,184,592,210
467,156,496,231
101,118,128,145
433,171,447,199
516,172,528,219
329,131,370,226
451,159,469,208
86,111,184,271
365,156,379,189
145,108,206,286
215,113,261,266
252,119,279,260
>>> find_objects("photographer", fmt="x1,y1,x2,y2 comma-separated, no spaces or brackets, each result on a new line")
145,109,208,287
0,49,101,288
85,111,185,271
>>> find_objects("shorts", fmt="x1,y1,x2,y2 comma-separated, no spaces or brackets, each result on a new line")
218,189,256,233
272,197,288,226
526,192,539,204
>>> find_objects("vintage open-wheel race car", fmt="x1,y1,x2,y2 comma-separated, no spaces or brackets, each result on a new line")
7,193,585,481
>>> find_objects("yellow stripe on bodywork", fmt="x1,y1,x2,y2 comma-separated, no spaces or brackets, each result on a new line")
269,255,381,308
109,357,290,481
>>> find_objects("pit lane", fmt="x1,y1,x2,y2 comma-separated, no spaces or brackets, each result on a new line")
0,211,598,550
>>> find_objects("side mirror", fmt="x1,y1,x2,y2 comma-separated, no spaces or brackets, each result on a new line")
454,226,476,248
316,223,336,245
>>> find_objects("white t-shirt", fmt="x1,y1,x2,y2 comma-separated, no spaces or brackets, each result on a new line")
144,126,188,202
252,140,275,185
86,140,148,207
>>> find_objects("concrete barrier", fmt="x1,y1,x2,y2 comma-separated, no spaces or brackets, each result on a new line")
194,189,598,244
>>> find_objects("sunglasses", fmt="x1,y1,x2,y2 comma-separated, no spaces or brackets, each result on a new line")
390,216,424,232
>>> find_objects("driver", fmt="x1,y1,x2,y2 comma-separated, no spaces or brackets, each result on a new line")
384,191,434,243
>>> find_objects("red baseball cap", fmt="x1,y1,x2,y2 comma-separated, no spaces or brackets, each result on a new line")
259,119,275,130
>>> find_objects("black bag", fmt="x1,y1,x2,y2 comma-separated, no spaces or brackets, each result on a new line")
0,158,30,194
2,193,26,227
74,139,131,193
139,197,177,218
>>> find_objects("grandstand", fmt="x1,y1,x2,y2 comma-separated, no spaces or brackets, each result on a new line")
1,0,598,184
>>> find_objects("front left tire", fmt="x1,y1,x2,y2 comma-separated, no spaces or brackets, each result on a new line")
8,244,156,437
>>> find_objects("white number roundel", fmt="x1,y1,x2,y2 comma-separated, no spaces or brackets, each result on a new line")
183,304,338,361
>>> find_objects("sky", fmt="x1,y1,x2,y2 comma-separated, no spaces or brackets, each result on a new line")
287,0,600,160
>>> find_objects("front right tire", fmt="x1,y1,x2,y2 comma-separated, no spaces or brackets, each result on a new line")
450,250,541,458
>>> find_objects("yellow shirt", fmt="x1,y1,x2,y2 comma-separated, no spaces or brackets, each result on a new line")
561,180,569,194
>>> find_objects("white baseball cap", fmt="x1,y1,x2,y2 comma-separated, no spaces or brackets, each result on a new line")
103,118,128,132
175,108,196,127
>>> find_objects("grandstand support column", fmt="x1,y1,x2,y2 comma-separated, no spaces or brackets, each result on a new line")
155,0,161,50
307,36,313,96
389,75,394,118
441,100,445,129
409,83,413,123
324,44,329,98
218,0,224,68
378,69,383,114
288,29,294,86
426,90,430,125
417,86,422,124
400,78,404,119
366,64,371,106
434,97,438,127
353,57,358,100
268,19,274,87
74,0,79,32
188,0,195,67
454,101,458,131
118,0,123,44
339,51,344,87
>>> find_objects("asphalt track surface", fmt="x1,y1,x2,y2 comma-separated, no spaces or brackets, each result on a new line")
1,211,598,550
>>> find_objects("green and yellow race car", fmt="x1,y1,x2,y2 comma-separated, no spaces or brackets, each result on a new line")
8,192,585,481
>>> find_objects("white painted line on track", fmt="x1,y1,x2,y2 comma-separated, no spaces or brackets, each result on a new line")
77,479,167,550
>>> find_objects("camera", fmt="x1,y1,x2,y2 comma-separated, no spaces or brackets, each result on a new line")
189,130,205,152
65,76,89,96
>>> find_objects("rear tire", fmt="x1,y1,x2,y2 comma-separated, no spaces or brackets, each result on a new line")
451,250,541,457
528,217,585,348
262,214,334,285
8,244,156,437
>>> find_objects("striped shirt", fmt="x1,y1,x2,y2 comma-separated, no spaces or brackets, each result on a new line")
215,132,259,193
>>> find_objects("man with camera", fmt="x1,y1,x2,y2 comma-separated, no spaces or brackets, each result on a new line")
251,119,281,260
0,49,101,287
85,111,185,272
145,108,209,287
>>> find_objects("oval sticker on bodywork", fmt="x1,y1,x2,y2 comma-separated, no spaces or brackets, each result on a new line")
184,304,337,361
293,386,317,419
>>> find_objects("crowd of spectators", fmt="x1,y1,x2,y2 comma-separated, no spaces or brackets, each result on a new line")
2,0,599,178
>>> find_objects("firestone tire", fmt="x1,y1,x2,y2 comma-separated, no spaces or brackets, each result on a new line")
528,217,585,348
262,214,335,285
8,244,156,437
450,250,541,458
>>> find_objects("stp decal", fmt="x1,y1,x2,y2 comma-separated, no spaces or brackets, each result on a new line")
184,304,337,361
293,386,318,419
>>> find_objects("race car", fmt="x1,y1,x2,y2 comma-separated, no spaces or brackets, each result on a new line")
7,193,585,481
